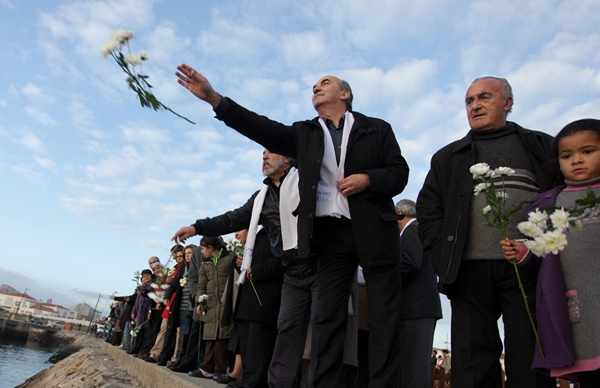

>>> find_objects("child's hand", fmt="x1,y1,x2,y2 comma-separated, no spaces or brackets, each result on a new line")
500,238,525,261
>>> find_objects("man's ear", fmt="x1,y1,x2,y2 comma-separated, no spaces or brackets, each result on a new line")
504,96,513,112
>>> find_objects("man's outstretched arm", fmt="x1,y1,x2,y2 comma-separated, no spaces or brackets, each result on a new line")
176,64,222,108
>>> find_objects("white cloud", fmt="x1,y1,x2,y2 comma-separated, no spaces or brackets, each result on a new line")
35,156,57,171
11,165,46,185
24,106,59,127
17,128,45,152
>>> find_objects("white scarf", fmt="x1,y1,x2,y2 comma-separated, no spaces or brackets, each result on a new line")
236,185,268,285
280,167,300,250
315,111,354,219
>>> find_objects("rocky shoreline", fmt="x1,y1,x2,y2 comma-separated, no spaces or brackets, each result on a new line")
16,331,142,388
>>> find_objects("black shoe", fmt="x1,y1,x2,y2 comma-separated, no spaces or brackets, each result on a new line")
217,374,238,384
157,358,167,366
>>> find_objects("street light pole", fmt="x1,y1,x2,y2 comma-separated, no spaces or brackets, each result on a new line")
86,294,102,335
11,287,29,320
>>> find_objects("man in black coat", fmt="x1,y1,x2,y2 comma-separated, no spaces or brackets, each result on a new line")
174,65,409,388
416,77,555,388
396,199,442,388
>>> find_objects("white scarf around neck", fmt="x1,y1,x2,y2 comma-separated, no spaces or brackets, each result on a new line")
315,111,354,218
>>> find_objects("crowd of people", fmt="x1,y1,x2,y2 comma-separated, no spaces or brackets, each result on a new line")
102,68,599,388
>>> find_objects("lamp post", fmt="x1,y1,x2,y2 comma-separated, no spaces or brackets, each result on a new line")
87,294,102,335
11,287,29,320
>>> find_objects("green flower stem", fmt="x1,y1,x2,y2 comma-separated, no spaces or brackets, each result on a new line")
249,279,262,306
511,260,545,358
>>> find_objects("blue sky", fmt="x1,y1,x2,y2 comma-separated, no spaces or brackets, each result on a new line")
1,0,599,348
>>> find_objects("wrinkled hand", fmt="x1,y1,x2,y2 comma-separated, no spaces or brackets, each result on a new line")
172,226,196,243
337,173,370,196
176,64,222,108
500,238,524,261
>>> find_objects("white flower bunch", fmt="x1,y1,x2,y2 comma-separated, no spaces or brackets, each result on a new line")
132,270,141,285
227,238,245,257
197,294,208,315
469,163,521,236
100,29,193,124
518,208,581,256
148,282,170,303
179,277,188,287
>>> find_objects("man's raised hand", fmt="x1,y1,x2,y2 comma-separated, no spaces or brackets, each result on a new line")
176,64,222,108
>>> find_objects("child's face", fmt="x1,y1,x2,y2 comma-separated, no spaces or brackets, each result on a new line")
559,130,600,182
141,273,151,284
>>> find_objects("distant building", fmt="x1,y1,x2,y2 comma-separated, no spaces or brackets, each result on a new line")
0,291,38,313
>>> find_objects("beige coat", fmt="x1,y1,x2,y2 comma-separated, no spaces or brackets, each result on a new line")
197,252,234,340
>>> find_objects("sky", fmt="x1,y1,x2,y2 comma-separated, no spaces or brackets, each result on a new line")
0,0,599,348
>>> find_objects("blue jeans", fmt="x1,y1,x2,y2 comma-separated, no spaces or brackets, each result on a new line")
123,320,131,348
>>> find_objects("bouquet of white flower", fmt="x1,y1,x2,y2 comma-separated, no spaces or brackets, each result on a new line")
227,238,245,257
197,294,208,315
100,29,194,124
470,162,544,357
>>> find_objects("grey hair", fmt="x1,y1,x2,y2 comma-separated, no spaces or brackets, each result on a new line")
151,262,163,269
339,79,353,111
395,199,416,218
472,76,513,113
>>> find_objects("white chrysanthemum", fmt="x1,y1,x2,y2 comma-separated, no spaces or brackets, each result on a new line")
549,208,570,231
517,221,544,238
148,291,165,303
124,53,141,66
482,205,492,215
496,191,508,199
473,182,491,196
494,167,515,176
151,283,159,289
112,29,135,43
528,209,549,229
538,230,568,255
139,52,148,61
100,39,120,58
198,294,208,303
133,270,140,276
179,278,187,287
470,163,491,178
525,239,547,257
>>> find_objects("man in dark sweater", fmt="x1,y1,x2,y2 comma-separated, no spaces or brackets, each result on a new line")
417,77,555,388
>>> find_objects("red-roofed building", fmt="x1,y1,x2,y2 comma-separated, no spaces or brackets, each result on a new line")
0,291,38,313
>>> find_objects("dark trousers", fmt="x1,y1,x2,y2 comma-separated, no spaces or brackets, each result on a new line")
139,313,162,356
399,318,437,388
238,319,277,388
449,260,539,388
309,217,401,388
179,319,204,371
199,338,229,374
130,327,146,354
268,273,318,388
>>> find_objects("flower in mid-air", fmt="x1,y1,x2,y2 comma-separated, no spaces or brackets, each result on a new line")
124,53,141,66
112,29,135,43
100,39,120,58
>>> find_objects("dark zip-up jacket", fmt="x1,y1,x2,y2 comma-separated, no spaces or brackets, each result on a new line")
416,122,554,290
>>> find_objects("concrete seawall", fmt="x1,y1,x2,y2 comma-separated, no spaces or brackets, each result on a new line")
17,331,225,388
101,342,223,388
